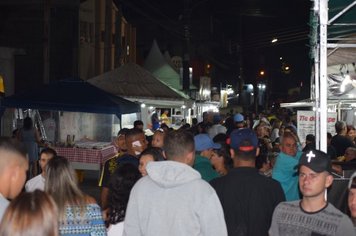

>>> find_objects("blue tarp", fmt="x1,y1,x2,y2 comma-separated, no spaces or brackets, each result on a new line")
0,80,140,117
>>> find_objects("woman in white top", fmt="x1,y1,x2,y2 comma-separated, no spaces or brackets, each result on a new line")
106,163,141,236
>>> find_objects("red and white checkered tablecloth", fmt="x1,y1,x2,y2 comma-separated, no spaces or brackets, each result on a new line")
54,145,117,165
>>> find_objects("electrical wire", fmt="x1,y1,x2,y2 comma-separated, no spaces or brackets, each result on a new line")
247,25,308,38
243,31,309,45
138,0,180,27
119,0,185,40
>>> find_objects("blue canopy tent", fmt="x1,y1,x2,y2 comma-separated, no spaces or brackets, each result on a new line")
0,80,140,118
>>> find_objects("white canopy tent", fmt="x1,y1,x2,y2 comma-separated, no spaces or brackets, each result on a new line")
143,40,196,91
310,0,356,152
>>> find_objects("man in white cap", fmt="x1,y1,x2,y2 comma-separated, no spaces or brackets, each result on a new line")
269,149,354,235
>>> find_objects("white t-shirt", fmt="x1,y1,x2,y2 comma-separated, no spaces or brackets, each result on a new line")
25,174,45,192
107,221,124,236
0,193,9,221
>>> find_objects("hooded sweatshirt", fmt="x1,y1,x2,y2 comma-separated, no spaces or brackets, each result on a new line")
123,161,227,236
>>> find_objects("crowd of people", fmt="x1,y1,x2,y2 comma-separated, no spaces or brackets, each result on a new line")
1,109,356,235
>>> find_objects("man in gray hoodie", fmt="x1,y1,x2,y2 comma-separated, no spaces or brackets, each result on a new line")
123,130,227,236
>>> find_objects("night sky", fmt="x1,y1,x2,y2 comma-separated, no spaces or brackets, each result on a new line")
0,0,312,103
117,0,312,101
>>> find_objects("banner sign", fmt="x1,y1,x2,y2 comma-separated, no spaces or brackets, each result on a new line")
297,110,337,144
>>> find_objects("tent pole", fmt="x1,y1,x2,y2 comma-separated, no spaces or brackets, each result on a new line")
319,0,328,152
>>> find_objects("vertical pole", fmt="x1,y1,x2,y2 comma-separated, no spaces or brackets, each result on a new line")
114,10,122,68
43,0,50,84
319,0,328,152
104,0,112,72
182,0,191,91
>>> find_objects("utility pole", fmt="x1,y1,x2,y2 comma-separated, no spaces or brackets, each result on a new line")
182,0,191,92
104,0,113,72
43,0,50,84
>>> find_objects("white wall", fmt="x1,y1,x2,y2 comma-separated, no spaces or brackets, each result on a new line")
59,112,116,142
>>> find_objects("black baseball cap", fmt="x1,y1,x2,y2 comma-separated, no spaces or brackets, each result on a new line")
298,149,332,173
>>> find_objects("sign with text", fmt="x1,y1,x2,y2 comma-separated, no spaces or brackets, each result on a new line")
297,110,337,144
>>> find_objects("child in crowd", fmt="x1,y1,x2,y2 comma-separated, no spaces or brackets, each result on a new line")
138,147,165,176
151,129,165,148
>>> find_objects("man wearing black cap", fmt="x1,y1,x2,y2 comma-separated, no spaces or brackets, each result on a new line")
210,128,285,236
269,149,354,235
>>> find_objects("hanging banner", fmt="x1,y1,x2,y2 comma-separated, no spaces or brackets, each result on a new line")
297,110,337,144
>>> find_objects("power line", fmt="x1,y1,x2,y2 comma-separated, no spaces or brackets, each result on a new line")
138,0,180,27
247,25,308,38
119,0,185,40
242,36,309,51
242,31,309,45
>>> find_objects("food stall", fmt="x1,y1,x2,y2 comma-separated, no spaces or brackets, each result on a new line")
0,80,140,170
88,63,193,129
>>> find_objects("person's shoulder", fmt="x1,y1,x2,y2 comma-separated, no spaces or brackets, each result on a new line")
257,171,280,183
104,155,119,163
84,195,98,204
274,200,299,211
210,174,224,184
118,154,139,165
26,174,42,183
190,177,219,196
324,203,355,230
0,194,9,206
194,155,210,165
325,202,350,217
25,174,44,190
83,197,103,213
333,134,347,142
118,154,137,161
209,174,229,192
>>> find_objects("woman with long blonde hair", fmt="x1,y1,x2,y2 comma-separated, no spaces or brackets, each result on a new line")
0,190,59,236
45,156,106,235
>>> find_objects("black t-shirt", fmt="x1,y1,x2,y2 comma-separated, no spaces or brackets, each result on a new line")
331,134,355,158
100,153,139,188
210,167,285,236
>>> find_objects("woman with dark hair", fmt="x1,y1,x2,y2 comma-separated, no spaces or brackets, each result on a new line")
210,143,232,176
0,190,58,236
107,163,141,236
45,156,106,235
138,147,165,176
347,125,356,144
17,116,41,177
211,133,232,176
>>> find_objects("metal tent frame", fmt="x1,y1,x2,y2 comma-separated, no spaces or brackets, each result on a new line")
313,0,356,152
